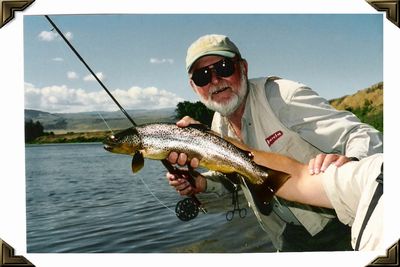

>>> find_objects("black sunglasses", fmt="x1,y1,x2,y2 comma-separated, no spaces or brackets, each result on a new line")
190,58,238,87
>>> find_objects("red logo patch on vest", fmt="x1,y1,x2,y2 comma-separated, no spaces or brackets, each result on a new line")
265,130,283,147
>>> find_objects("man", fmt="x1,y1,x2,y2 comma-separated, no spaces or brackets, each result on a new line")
167,34,383,251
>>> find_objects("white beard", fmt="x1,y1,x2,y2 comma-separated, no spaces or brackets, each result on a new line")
199,69,248,116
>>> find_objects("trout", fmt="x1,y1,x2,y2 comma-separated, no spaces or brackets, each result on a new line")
103,123,290,214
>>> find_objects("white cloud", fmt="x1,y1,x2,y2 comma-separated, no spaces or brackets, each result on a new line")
38,30,58,41
38,30,73,42
150,58,174,64
67,71,79,80
52,57,64,62
24,82,184,113
83,72,105,82
64,31,73,41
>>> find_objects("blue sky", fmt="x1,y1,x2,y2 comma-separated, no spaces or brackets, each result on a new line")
24,14,383,113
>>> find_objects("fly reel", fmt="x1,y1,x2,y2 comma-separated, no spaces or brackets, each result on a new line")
175,197,200,221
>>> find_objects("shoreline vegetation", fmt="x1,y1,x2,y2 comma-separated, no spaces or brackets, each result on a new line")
26,99,214,144
31,130,110,144
26,82,383,144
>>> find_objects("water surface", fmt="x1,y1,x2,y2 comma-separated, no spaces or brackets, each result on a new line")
25,143,273,253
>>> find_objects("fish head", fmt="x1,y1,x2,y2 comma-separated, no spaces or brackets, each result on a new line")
103,127,142,155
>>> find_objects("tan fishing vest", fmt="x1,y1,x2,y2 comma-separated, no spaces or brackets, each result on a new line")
212,76,336,249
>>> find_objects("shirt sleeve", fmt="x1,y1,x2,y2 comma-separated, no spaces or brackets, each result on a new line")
277,86,383,159
321,162,360,226
321,154,383,227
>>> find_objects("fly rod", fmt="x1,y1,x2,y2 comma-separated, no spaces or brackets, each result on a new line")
44,15,137,127
44,15,205,220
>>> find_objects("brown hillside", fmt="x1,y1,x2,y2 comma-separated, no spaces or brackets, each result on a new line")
329,82,383,114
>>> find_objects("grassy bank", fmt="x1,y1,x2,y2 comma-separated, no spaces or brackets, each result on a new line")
31,131,110,144
329,82,383,132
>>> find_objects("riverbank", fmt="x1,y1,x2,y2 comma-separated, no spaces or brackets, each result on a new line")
31,130,109,144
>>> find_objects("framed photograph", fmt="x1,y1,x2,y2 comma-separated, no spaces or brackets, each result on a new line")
1,1,398,266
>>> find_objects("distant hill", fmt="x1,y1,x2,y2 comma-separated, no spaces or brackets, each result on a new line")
25,108,176,134
329,82,383,132
25,81,383,138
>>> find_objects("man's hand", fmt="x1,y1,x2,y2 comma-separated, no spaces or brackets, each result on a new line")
166,171,206,196
308,153,355,175
165,116,205,196
167,116,201,168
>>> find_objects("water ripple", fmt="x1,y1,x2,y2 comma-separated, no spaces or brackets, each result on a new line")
26,143,272,253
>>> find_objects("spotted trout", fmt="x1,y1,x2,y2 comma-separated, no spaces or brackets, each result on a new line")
103,123,290,214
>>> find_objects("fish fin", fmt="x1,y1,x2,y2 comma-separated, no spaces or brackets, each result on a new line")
256,164,291,192
265,168,291,194
131,151,144,173
244,167,291,215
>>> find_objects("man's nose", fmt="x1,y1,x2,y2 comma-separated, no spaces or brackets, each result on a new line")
209,68,221,85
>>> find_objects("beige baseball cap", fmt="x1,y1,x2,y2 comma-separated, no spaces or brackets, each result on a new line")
185,34,241,72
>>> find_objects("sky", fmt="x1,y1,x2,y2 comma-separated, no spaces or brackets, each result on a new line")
23,14,383,113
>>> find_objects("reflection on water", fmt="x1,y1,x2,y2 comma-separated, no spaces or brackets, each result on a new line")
25,143,273,253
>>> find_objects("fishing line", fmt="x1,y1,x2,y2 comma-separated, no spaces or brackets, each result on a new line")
137,176,177,215
45,15,204,221
96,111,115,135
44,15,137,127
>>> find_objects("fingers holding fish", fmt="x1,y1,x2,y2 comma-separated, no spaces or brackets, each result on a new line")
167,152,177,164
178,153,188,166
167,151,199,168
172,116,202,168
167,152,187,166
189,158,200,169
176,116,201,127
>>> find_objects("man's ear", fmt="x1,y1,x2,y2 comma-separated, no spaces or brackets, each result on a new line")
241,59,248,76
189,79,197,93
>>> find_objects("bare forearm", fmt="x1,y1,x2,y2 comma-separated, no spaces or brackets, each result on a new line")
251,149,333,209
277,169,333,209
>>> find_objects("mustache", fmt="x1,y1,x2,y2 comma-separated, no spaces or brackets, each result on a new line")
207,83,231,97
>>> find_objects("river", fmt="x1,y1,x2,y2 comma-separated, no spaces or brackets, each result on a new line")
25,143,274,253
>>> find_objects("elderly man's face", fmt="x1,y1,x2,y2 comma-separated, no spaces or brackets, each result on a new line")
189,55,248,116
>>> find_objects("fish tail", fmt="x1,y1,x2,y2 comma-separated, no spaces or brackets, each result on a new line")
245,167,290,215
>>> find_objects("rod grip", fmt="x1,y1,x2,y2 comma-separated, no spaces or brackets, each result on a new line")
161,159,205,213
